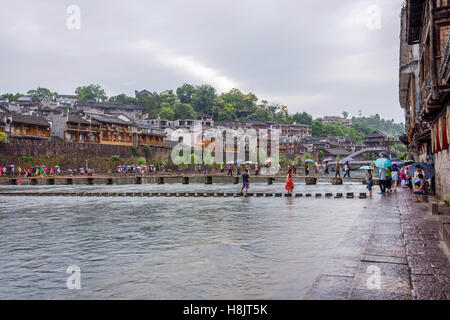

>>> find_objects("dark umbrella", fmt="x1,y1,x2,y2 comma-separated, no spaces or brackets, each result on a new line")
403,160,415,166
407,162,435,179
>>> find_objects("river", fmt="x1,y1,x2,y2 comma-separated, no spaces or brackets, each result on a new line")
0,181,371,299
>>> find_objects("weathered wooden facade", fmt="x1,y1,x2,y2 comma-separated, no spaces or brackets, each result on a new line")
64,114,101,144
400,0,450,201
7,113,51,140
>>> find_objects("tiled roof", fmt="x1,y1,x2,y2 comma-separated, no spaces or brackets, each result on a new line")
68,114,90,124
11,112,50,126
88,114,130,125
77,101,141,111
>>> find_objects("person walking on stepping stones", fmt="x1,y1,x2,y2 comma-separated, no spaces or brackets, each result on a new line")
335,162,341,177
285,168,294,195
240,169,250,196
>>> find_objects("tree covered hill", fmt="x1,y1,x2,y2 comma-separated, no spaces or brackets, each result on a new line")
2,83,405,142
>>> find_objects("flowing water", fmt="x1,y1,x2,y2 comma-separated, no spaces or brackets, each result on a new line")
0,181,371,299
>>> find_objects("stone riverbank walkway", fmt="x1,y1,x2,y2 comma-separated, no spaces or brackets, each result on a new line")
303,188,450,300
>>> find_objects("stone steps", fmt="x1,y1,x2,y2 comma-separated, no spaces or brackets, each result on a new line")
0,192,369,199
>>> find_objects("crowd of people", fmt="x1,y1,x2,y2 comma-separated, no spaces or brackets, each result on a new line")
0,165,62,177
116,165,164,175
364,163,430,201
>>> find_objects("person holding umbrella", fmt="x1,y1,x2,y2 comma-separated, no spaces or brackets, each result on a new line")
323,159,332,175
366,168,373,197
343,162,350,178
374,158,392,195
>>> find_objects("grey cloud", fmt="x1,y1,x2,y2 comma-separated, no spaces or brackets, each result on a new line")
0,0,404,121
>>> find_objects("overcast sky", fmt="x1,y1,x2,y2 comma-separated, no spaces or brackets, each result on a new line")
0,0,404,122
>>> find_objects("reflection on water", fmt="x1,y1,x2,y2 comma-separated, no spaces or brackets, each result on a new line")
0,182,369,299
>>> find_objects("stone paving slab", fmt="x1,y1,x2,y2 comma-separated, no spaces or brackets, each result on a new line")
303,189,450,300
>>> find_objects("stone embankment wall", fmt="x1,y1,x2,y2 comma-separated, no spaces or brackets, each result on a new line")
0,138,171,172
434,148,450,202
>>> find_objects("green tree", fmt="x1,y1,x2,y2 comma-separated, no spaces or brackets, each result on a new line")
318,150,325,161
111,155,120,162
173,103,197,120
292,112,313,125
159,107,175,120
312,120,324,136
136,157,146,166
246,108,271,122
219,88,257,112
137,93,159,118
303,152,313,161
76,84,107,102
176,83,196,104
279,154,288,166
342,111,349,119
0,132,7,143
191,84,216,113
1,93,23,101
27,87,56,100
159,90,178,106
108,94,136,105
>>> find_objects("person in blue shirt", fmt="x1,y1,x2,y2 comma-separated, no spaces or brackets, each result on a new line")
366,170,373,197
240,169,250,196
